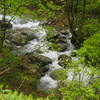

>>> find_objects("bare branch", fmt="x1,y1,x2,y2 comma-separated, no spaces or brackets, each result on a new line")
16,77,26,92
0,67,10,75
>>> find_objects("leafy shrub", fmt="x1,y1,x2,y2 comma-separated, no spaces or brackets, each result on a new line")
78,31,100,67
0,84,51,100
82,19,100,37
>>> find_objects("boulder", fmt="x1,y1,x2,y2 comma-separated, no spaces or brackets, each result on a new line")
42,65,49,72
57,43,68,51
29,54,52,66
0,18,13,30
33,50,43,54
49,43,68,52
23,63,46,79
21,28,36,41
56,36,67,43
58,54,71,67
60,29,69,35
37,65,49,79
24,50,43,57
21,53,50,79
3,39,17,50
14,54,38,82
24,63,49,73
47,30,59,42
6,28,36,45
7,32,28,45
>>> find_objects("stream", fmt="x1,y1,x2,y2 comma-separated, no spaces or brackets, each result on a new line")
0,14,96,94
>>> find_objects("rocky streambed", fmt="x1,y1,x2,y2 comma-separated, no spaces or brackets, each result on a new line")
1,14,98,96
0,15,79,94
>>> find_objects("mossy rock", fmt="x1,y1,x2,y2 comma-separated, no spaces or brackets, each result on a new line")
30,54,52,65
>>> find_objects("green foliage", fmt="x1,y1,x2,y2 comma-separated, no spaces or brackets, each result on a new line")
48,60,100,100
82,19,100,37
90,0,100,10
0,84,51,100
0,0,38,21
0,47,22,69
0,84,34,100
45,29,100,99
78,31,100,67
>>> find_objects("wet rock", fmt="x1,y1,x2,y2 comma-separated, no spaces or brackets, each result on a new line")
30,54,52,65
42,65,49,72
27,63,46,79
58,54,71,67
57,43,68,51
47,30,59,42
23,62,40,70
60,29,69,35
56,36,67,43
3,39,17,50
50,43,68,52
21,53,50,79
14,55,38,82
37,72,45,79
0,18,13,30
24,50,43,57
6,28,36,45
21,28,36,41
37,65,49,79
7,32,28,45
33,50,43,54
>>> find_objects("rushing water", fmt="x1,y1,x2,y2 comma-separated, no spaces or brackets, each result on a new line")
0,15,96,94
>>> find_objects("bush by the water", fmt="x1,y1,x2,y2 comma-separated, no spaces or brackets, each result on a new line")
78,31,100,67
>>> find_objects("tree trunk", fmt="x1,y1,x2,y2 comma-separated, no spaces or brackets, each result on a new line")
82,0,86,22
70,0,75,34
65,0,78,47
75,0,79,16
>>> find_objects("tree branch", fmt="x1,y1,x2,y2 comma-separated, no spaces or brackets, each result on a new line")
0,67,10,75
0,0,27,49
16,77,26,92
